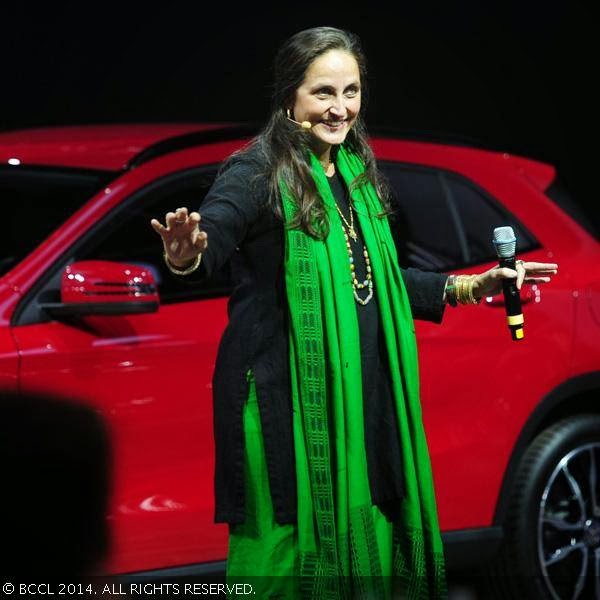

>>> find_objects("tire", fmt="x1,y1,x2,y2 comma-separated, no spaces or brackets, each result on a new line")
485,414,600,600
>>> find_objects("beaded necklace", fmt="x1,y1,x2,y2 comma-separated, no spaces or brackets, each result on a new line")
330,172,374,305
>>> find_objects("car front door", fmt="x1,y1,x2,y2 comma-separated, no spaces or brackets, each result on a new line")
11,166,231,574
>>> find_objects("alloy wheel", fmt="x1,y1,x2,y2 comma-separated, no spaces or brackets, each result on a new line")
538,443,600,599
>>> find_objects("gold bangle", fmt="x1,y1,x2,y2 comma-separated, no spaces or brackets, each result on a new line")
163,252,202,276
460,275,469,304
467,275,474,304
469,275,477,304
459,275,471,305
456,275,466,304
455,275,481,305
468,275,481,304
455,275,462,304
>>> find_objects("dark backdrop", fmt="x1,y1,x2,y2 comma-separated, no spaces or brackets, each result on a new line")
3,3,597,230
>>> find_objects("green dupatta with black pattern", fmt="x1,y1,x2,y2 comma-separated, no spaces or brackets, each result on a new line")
281,143,447,599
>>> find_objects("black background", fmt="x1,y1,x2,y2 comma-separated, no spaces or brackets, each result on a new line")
3,3,597,231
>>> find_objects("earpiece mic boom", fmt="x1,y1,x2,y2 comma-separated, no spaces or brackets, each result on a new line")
286,109,312,129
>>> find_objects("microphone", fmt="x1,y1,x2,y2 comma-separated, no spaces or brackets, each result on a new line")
286,109,312,130
493,226,524,341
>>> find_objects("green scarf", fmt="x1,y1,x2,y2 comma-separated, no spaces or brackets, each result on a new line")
280,144,447,599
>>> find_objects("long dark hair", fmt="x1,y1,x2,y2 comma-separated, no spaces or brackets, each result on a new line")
233,26,391,239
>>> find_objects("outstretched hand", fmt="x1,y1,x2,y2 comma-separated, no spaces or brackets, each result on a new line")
150,207,207,268
473,260,559,299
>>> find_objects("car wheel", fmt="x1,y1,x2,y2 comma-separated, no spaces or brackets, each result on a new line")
485,414,600,600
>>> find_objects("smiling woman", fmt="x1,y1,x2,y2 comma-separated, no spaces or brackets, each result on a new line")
150,26,557,600
290,48,362,164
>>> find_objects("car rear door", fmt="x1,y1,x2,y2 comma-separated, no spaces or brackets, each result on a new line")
379,160,570,530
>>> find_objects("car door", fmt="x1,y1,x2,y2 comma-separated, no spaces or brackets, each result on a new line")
11,166,231,574
380,161,568,530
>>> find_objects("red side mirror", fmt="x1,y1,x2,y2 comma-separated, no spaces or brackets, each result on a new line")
42,261,159,318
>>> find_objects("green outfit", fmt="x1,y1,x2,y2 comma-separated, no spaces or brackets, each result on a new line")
227,145,447,599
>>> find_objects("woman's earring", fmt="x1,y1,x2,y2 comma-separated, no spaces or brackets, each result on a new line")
286,108,292,119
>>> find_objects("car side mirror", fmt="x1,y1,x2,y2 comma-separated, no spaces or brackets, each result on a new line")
40,260,159,318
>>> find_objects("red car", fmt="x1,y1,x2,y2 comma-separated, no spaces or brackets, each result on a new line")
0,124,598,599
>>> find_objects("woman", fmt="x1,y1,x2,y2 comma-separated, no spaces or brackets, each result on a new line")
151,27,557,599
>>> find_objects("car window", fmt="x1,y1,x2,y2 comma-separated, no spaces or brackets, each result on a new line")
0,167,112,277
379,163,462,271
75,167,231,303
380,162,539,271
444,172,539,265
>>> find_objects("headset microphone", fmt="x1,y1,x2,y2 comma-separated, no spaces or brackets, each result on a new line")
286,109,312,130
493,226,524,341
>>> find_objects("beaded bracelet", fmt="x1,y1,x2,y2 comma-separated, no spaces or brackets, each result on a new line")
163,252,202,276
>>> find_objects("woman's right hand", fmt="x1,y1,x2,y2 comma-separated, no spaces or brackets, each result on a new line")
150,207,208,268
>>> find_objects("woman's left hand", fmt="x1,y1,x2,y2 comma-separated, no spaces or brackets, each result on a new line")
473,260,559,299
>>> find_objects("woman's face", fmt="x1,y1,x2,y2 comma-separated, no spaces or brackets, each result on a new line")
291,49,361,153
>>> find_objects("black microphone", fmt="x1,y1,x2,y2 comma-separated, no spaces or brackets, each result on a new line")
493,226,524,341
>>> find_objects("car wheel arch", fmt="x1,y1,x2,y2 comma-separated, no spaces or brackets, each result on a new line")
493,371,600,527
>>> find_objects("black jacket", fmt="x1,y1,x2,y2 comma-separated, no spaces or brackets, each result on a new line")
176,148,448,525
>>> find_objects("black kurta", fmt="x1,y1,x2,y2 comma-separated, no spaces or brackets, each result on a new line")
327,170,406,511
173,147,449,525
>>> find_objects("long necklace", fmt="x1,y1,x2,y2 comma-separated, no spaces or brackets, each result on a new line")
334,193,374,306
333,196,358,241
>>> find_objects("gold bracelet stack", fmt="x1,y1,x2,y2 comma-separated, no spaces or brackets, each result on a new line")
446,274,481,305
163,252,202,276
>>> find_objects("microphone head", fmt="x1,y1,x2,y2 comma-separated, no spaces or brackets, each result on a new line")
493,226,517,258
